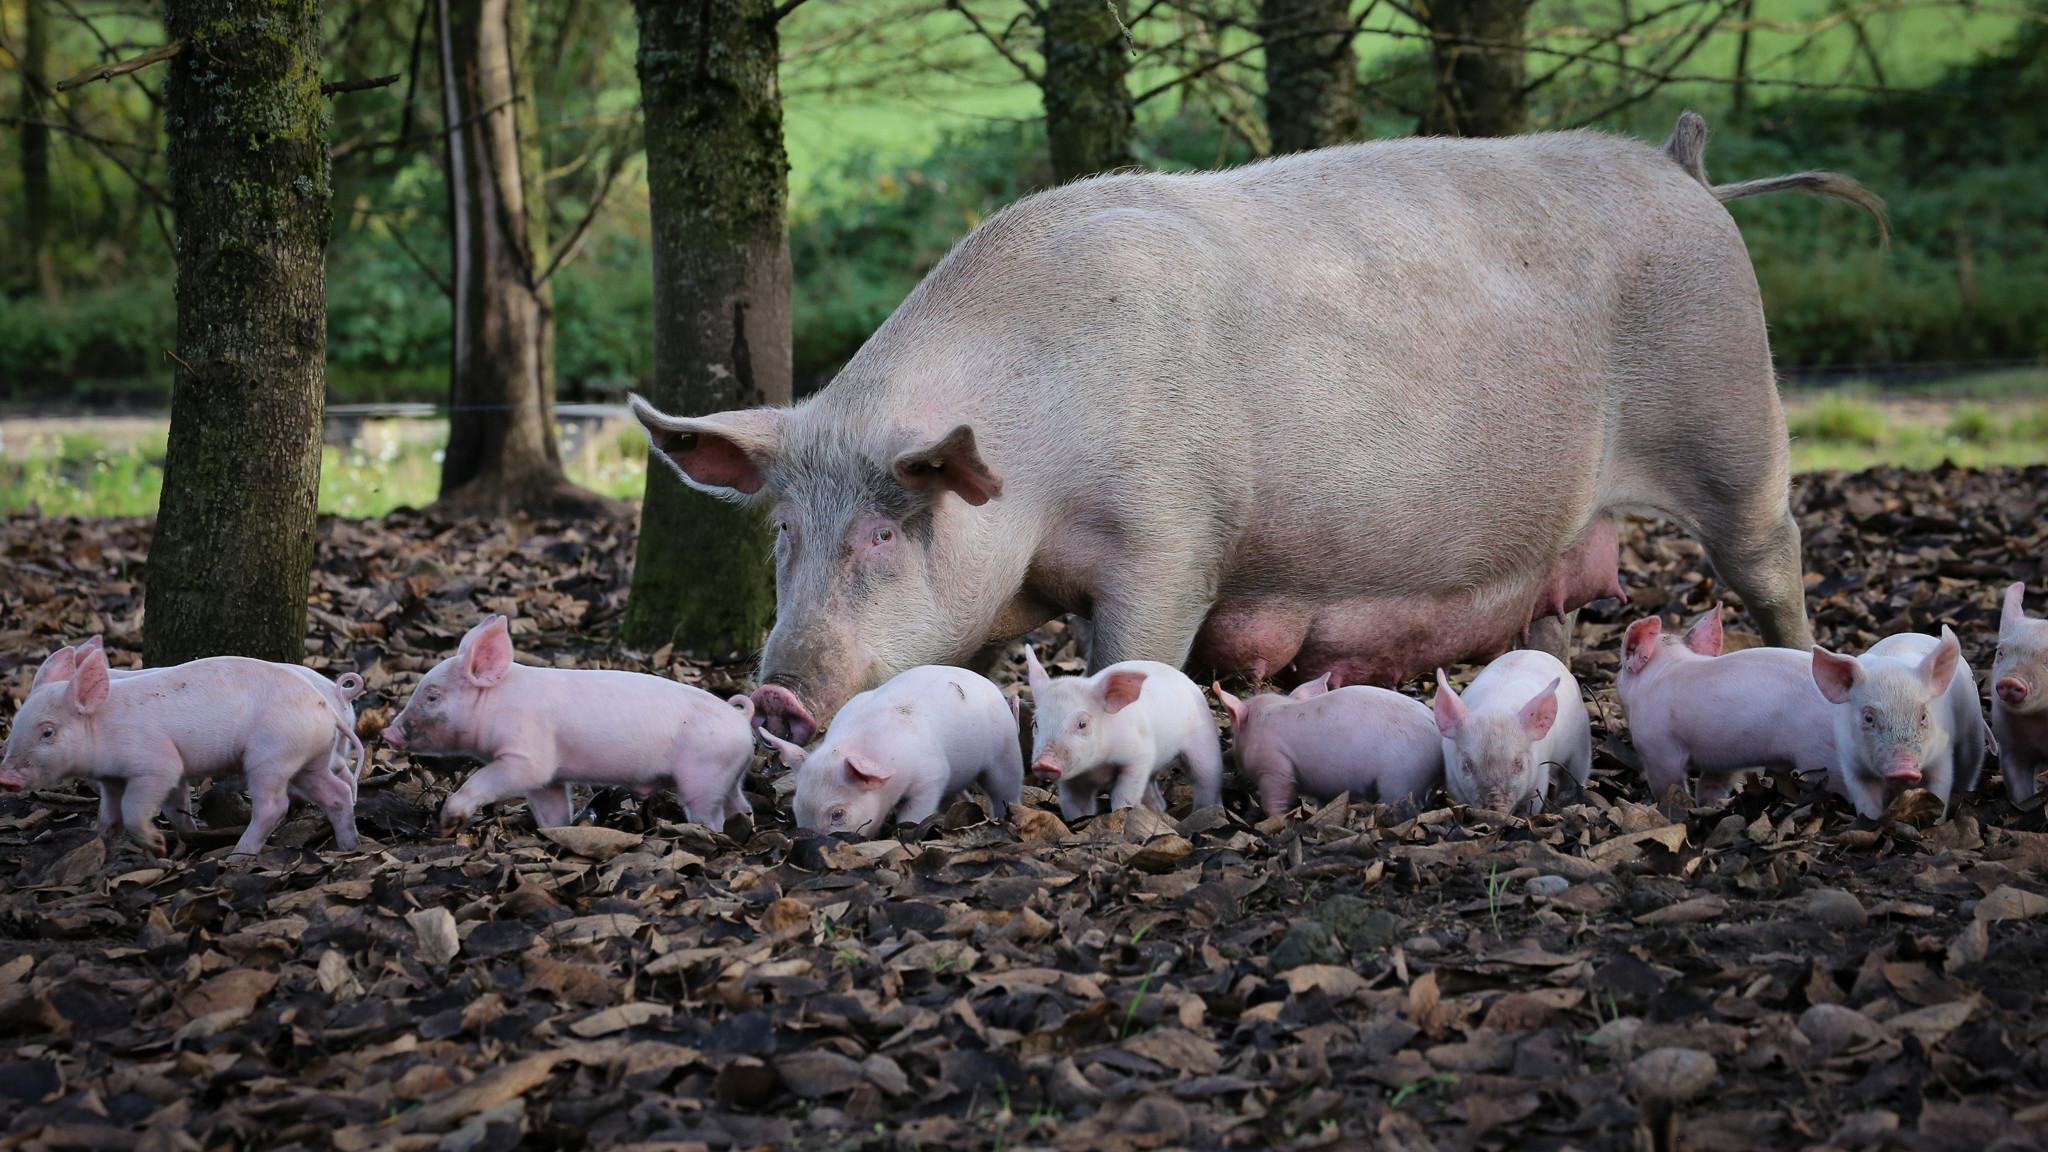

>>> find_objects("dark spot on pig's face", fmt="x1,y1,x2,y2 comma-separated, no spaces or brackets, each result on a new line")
392,661,466,752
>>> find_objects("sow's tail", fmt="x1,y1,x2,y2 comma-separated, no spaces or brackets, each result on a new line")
1661,109,1888,243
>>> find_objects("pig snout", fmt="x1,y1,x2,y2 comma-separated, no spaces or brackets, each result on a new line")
0,771,21,792
381,725,407,751
1030,759,1063,782
1030,744,1069,782
752,682,817,745
1482,788,1516,814
1885,754,1922,786
1997,677,2031,707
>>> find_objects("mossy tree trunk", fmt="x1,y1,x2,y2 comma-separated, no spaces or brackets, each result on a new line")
1418,0,1535,137
621,0,791,656
144,0,329,667
432,0,616,519
1039,0,1135,182
20,0,56,298
1261,0,1362,154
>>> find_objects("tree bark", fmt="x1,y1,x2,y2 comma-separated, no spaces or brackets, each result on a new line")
1261,0,1362,154
1418,0,1535,137
20,0,56,298
144,0,329,667
432,0,616,519
1039,0,1135,182
621,0,791,655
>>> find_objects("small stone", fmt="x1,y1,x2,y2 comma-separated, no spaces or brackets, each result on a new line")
1269,920,1340,971
1625,1047,1717,1103
1585,1016,1644,1062
1524,874,1571,898
1798,1003,1883,1052
1804,888,1868,929
1831,1109,1899,1146
1403,935,1443,955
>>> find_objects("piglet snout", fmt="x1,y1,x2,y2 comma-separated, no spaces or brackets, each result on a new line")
1997,677,2030,707
381,726,407,751
1885,754,1922,785
1030,759,1063,782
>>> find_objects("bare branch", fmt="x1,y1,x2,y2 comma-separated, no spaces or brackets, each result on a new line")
54,38,183,92
946,0,1042,83
323,72,403,96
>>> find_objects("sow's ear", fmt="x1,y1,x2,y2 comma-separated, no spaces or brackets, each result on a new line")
630,394,789,498
891,425,1003,507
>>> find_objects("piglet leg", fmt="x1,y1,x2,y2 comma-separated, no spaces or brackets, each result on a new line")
118,776,175,857
292,763,361,851
525,785,573,829
1183,740,1224,810
233,759,300,858
1256,771,1297,821
96,779,126,840
443,754,553,832
164,781,197,835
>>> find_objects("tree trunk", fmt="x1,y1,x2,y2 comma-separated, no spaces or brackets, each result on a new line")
621,0,790,655
1261,0,1362,154
1418,0,1535,137
144,0,329,667
432,0,617,519
1039,0,1135,182
20,0,56,298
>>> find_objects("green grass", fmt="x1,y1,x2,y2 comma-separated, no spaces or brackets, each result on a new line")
1784,388,2048,472
1,419,651,519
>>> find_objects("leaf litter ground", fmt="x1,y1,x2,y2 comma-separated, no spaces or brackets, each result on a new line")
1,463,2047,1152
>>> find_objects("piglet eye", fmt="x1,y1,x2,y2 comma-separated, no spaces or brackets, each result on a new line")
40,725,55,740
1862,707,1879,727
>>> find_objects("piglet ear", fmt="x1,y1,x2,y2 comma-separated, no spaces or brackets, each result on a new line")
1683,610,1723,657
1213,683,1248,730
1289,673,1333,700
1923,626,1962,696
892,424,1003,507
1621,618,1662,675
758,729,808,771
2003,582,2028,636
32,646,78,690
1812,647,1863,704
1519,678,1562,739
463,615,515,688
1099,669,1147,714
1023,644,1052,699
68,649,111,715
1432,670,1467,738
845,757,894,791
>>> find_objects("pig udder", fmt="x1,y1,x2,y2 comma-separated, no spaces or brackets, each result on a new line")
1195,517,1624,689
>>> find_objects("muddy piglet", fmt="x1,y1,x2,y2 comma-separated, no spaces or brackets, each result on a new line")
1811,626,1986,818
757,665,1023,837
1617,612,1839,807
1433,650,1591,814
1993,583,2048,802
1024,647,1224,820
383,616,757,833
0,647,359,857
1213,675,1442,816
